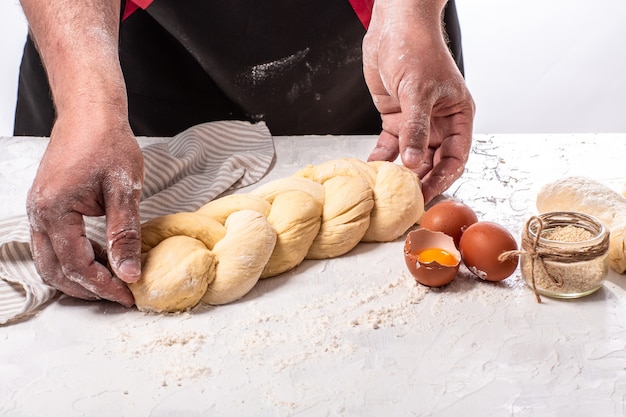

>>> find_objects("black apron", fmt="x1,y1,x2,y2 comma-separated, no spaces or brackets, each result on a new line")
14,1,463,137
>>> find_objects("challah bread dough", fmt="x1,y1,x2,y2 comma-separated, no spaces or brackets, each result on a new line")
251,177,325,277
129,235,216,312
132,158,425,313
536,176,626,273
259,190,323,277
251,176,325,206
295,158,378,188
306,175,374,259
202,210,276,305
141,212,225,252
197,194,271,223
294,157,423,252
361,161,424,242
295,159,376,259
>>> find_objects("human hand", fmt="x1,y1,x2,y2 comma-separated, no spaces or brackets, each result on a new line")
26,116,144,306
363,0,475,204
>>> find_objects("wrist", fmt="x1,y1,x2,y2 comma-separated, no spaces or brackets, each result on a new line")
370,0,448,37
54,74,129,119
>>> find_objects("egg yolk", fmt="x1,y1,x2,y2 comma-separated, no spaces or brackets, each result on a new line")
417,248,458,266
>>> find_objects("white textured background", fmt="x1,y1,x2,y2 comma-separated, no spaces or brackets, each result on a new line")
1,0,625,136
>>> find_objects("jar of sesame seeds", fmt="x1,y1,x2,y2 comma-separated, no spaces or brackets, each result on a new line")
520,211,610,300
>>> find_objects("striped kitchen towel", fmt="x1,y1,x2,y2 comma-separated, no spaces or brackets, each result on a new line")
0,120,275,325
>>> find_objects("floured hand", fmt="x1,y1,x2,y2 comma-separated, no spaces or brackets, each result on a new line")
26,116,144,306
363,0,475,204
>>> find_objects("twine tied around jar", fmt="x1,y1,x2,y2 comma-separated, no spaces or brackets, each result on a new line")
499,214,609,303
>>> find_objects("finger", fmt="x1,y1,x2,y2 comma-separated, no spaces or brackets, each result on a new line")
368,129,401,162
30,230,100,301
104,169,143,284
420,134,470,204
411,146,437,180
72,254,135,307
90,238,109,267
47,211,135,307
420,157,464,204
397,96,433,173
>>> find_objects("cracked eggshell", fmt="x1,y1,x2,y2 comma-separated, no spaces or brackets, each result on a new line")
404,228,461,287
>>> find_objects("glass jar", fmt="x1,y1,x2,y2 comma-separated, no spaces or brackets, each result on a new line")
520,211,610,300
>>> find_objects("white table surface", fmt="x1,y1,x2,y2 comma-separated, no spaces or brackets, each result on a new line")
1,134,625,417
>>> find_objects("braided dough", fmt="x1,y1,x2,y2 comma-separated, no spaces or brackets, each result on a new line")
129,236,216,312
536,176,626,273
130,158,424,312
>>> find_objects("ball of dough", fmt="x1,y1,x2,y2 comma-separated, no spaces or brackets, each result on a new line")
537,176,626,273
537,176,623,227
130,235,216,312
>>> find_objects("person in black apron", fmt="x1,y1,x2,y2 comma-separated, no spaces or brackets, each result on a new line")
14,0,465,137
14,0,474,307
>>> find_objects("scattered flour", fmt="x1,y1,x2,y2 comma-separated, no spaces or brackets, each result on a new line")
101,265,528,387
104,313,212,387
228,272,433,371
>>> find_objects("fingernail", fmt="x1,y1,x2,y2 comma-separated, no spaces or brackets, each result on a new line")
118,259,141,282
119,294,136,308
402,148,423,166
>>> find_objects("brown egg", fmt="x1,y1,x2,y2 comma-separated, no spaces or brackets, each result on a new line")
420,200,478,247
404,228,461,287
459,221,519,282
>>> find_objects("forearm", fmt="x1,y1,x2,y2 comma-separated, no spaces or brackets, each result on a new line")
19,0,128,123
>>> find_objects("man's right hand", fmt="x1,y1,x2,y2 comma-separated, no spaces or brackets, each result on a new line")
363,0,475,204
27,116,144,306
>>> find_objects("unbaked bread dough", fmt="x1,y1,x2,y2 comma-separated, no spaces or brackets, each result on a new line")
294,157,423,252
361,161,424,242
295,158,378,188
130,235,216,312
306,174,374,259
536,176,626,273
141,212,225,252
197,194,271,223
133,158,425,313
295,159,376,258
202,210,276,305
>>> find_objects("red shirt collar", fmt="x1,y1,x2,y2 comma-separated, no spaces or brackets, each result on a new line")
123,0,373,28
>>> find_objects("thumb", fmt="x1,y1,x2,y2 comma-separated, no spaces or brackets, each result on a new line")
105,177,143,284
107,212,142,283
399,106,432,177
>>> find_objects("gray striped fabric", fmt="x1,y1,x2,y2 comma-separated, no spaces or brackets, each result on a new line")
0,120,274,324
